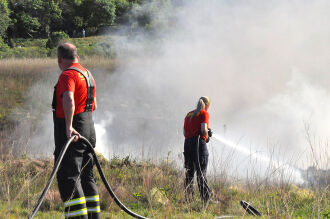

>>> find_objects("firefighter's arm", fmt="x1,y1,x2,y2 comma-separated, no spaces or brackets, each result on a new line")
93,76,97,110
201,123,208,140
94,97,97,110
63,91,80,141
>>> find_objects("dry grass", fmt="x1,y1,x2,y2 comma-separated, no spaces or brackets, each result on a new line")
0,154,328,218
0,59,57,159
0,57,118,159
0,59,55,118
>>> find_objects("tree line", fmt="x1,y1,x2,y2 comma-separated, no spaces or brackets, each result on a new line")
0,0,182,48
0,0,142,40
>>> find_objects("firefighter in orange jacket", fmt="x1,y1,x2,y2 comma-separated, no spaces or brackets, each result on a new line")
183,96,212,202
52,42,100,218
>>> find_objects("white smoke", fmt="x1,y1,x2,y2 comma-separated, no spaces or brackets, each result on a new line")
20,0,329,184
93,0,330,176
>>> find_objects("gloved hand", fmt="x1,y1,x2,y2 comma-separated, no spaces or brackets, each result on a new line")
208,128,213,137
201,128,213,143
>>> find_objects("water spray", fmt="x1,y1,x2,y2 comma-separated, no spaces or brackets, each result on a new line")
212,134,304,184
197,132,262,217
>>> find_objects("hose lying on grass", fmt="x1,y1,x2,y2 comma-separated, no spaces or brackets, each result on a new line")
28,135,149,219
28,135,261,219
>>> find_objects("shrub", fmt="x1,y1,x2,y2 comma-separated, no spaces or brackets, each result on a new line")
0,37,10,58
46,31,69,49
322,209,330,218
13,47,48,58
12,38,47,48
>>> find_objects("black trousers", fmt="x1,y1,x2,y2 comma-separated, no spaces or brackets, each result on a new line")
54,112,100,219
184,136,211,202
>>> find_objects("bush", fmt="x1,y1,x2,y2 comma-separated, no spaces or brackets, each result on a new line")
0,36,112,58
12,47,48,58
0,37,10,58
0,37,9,51
46,31,69,49
322,209,330,218
12,38,47,48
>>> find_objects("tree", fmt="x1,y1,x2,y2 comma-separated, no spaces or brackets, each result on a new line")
0,0,10,39
81,0,116,30
39,0,63,37
8,1,41,38
59,0,82,36
113,0,130,23
113,0,143,24
46,31,69,48
73,16,83,30
130,0,173,32
8,0,62,38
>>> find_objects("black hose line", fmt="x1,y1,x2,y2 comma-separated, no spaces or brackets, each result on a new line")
29,134,261,218
28,136,75,219
196,135,212,196
28,135,149,219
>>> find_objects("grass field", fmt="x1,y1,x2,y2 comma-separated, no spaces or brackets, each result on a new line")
0,57,329,218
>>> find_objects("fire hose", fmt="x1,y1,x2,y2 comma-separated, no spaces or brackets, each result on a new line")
29,134,261,218
196,134,212,200
28,135,149,219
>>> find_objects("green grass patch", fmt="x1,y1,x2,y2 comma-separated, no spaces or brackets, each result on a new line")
1,36,114,59
12,38,48,48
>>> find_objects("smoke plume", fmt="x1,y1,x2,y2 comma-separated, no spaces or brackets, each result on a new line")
26,0,329,181
94,0,329,167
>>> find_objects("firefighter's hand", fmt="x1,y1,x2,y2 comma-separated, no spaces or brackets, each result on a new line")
208,128,213,137
67,127,81,142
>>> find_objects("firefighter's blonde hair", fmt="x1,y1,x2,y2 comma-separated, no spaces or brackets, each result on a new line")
191,96,210,119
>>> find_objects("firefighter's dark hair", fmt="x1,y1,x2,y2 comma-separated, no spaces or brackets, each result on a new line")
57,42,78,60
